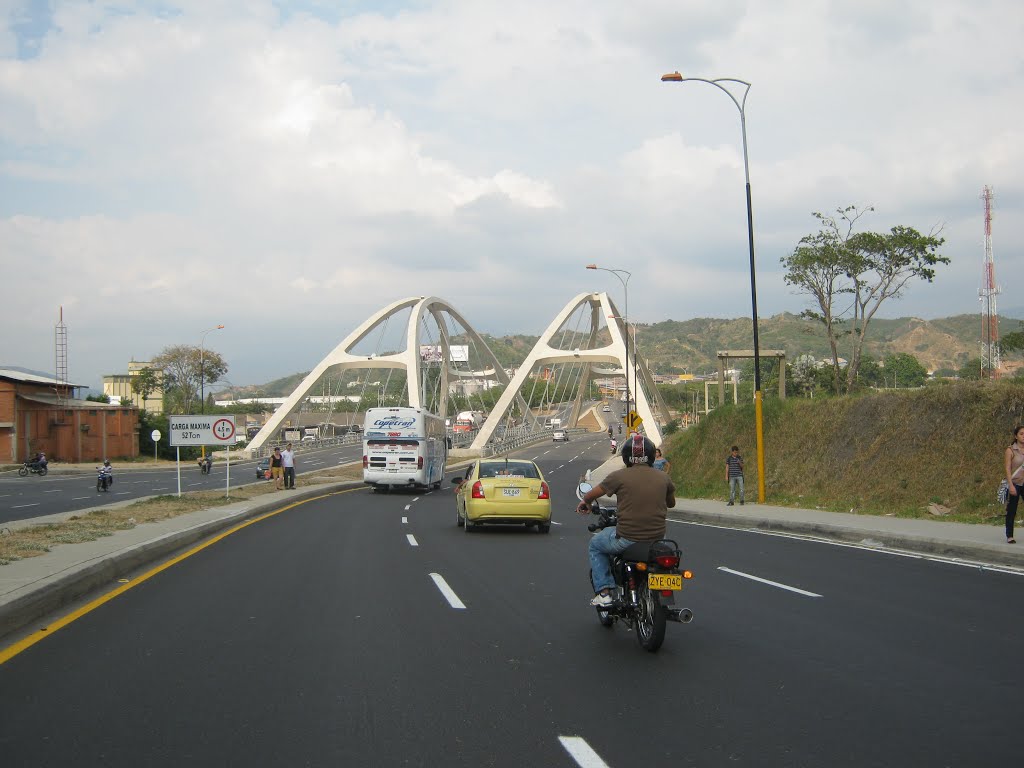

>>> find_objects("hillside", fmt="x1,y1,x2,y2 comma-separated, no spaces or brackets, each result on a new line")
664,379,1024,522
223,313,1015,396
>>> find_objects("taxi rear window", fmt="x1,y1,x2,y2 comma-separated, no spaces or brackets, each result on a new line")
479,462,539,479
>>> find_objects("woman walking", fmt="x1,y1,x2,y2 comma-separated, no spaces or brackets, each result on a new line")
1002,425,1024,544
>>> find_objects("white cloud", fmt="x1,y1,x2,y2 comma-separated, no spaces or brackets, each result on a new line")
1,0,1022,388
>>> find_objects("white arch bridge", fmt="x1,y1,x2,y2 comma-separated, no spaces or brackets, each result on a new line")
246,293,671,454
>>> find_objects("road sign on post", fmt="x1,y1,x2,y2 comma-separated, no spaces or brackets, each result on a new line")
168,415,238,446
626,411,643,432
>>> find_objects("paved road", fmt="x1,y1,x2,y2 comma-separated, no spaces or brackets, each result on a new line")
1,433,1019,766
0,443,364,525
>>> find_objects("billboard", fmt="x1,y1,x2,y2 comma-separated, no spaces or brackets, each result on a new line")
419,345,469,363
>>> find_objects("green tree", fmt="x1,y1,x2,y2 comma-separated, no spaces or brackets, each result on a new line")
152,345,229,414
958,357,983,381
882,352,928,388
781,206,948,394
130,367,162,412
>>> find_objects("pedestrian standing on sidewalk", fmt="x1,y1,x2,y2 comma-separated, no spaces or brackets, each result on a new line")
653,448,671,473
726,445,744,506
1002,425,1024,543
270,447,284,490
282,443,296,489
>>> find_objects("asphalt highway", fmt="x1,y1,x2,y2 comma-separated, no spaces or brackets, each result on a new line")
0,433,1019,767
0,443,365,525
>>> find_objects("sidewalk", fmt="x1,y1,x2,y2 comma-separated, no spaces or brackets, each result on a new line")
3,461,1023,643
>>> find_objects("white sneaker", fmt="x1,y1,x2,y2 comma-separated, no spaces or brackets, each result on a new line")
590,592,613,607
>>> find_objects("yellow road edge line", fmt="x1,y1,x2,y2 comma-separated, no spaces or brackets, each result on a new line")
0,487,362,665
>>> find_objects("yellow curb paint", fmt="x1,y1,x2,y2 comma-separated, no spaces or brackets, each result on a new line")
0,488,361,665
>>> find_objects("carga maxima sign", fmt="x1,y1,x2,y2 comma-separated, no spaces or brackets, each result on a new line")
169,415,238,446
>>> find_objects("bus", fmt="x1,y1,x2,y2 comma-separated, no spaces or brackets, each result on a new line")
362,407,448,491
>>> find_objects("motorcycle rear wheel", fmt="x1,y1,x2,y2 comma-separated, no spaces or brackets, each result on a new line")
635,583,667,652
38,466,48,476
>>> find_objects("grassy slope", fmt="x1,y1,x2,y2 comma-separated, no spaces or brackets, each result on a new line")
663,380,1024,525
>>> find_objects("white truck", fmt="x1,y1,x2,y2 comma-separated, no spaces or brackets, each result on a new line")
452,410,485,433
362,407,448,491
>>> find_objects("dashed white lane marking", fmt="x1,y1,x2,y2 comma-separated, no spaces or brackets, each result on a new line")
718,566,821,597
413,496,420,502
406,534,418,547
71,496,91,500
114,491,130,496
405,504,412,511
43,489,62,493
552,520,563,526
402,516,408,524
558,736,610,768
11,503,40,509
429,573,466,609
152,487,169,491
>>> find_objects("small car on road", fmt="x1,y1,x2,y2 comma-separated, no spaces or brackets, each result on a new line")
552,429,568,442
451,458,551,533
256,457,271,480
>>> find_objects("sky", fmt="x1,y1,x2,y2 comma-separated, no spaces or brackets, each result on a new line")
2,0,1022,390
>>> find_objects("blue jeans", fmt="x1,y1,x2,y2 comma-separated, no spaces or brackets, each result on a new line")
729,476,744,503
588,526,636,593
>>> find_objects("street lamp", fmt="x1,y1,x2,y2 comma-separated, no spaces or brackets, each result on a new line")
199,324,225,415
661,71,765,502
586,264,633,427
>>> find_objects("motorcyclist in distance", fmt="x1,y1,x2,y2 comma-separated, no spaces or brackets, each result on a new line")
98,459,113,489
577,434,676,607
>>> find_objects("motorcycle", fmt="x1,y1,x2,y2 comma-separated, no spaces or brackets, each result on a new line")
18,461,48,477
97,468,112,492
577,482,693,652
610,440,617,454
198,456,212,475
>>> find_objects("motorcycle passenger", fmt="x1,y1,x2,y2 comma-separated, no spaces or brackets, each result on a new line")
577,434,676,607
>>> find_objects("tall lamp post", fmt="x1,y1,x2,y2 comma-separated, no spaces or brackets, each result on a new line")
661,71,765,502
586,264,633,428
199,324,225,415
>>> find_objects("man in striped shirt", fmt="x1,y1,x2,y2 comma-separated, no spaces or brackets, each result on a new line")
726,445,744,506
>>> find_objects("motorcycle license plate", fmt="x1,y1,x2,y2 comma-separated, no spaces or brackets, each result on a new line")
648,573,682,590
501,488,520,497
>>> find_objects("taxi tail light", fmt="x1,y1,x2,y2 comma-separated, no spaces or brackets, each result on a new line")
538,481,550,499
417,456,423,469
362,455,368,469
471,481,485,499
660,590,674,598
655,553,680,569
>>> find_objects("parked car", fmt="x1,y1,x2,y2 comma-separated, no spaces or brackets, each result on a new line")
451,459,551,533
256,457,271,480
350,424,362,433
301,434,317,443
552,429,568,442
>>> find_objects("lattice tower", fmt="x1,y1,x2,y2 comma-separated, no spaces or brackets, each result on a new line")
979,186,1001,378
55,306,69,413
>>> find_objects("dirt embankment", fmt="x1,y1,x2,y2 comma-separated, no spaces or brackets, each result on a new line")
665,380,1024,523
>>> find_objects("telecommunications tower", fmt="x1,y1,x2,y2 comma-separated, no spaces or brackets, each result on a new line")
979,185,1000,378
55,306,69,411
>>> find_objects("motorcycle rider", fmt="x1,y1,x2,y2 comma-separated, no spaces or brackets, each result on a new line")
30,451,47,471
98,459,113,490
577,433,676,607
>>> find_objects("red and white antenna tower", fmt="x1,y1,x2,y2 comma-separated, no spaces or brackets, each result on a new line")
979,185,1000,378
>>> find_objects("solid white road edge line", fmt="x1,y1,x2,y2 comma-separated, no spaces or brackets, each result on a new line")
718,566,822,597
558,736,611,768
406,534,418,547
429,573,466,609
671,518,1024,576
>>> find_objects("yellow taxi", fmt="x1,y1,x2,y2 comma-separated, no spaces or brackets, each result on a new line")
451,458,551,533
